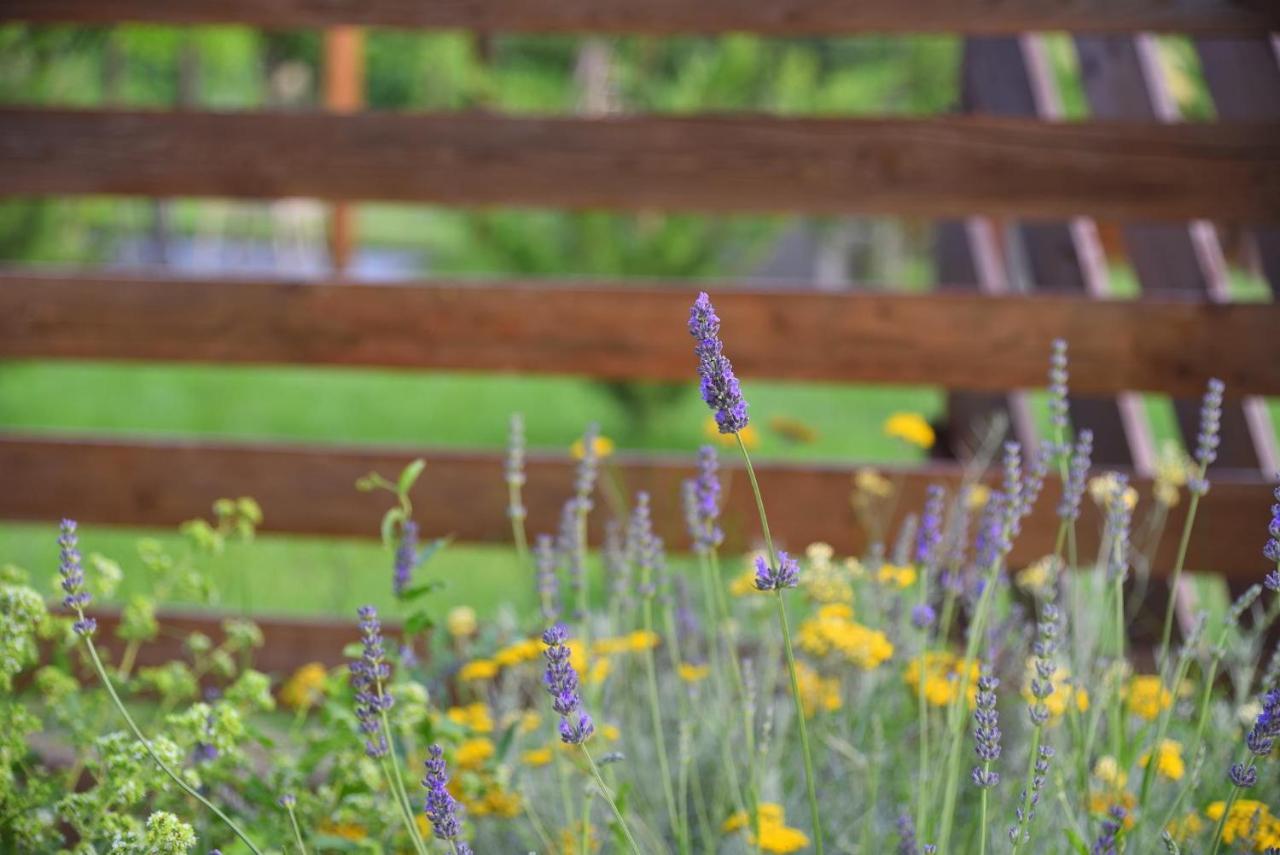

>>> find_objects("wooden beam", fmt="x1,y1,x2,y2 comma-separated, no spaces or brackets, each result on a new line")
3,0,1277,36
4,271,1279,397
0,433,1272,579
323,26,364,275
2,109,1278,221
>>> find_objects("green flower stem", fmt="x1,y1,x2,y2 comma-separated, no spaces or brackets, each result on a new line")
507,481,530,574
735,432,825,855
977,785,990,855
1158,487,1203,673
80,634,266,855
641,594,684,854
378,758,428,855
582,744,643,855
378,704,429,855
284,802,310,855
1008,725,1044,854
915,572,931,843
1206,756,1250,855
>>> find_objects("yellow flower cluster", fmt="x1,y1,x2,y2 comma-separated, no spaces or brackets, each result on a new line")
853,468,894,499
521,747,553,767
796,604,894,670
1088,789,1136,828
904,651,980,708
494,637,543,667
722,803,811,854
794,660,842,717
1139,739,1185,781
705,416,759,450
1014,557,1057,596
1165,809,1205,843
884,412,936,450
455,737,495,770
1019,661,1089,722
1092,755,1127,789
1205,800,1280,850
446,702,494,734
677,662,710,683
458,631,657,689
800,542,855,604
1089,472,1138,511
1124,675,1173,721
446,606,477,639
459,659,499,682
876,563,917,589
1153,440,1192,507
278,662,328,711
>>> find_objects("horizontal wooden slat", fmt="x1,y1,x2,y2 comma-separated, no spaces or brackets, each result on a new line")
4,270,1280,397
1,433,1271,579
4,0,1278,35
2,109,1278,221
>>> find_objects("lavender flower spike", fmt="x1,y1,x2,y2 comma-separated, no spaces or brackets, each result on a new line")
422,744,470,851
1230,686,1280,788
971,668,1002,789
349,605,393,758
1057,430,1093,522
58,519,96,636
753,551,800,591
685,445,724,552
1263,477,1279,589
1047,339,1070,438
1189,378,1225,495
534,534,560,623
392,520,418,597
688,292,749,434
541,623,595,745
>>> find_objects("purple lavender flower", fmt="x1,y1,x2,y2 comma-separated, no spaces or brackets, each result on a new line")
753,551,800,592
896,812,918,855
1009,745,1054,843
1231,686,1280,788
574,423,601,514
1048,339,1069,437
557,498,586,620
688,292,749,434
1090,805,1125,855
628,492,658,599
1018,441,1054,521
1264,478,1279,579
911,604,937,630
422,743,466,845
915,485,945,573
541,623,594,745
1057,430,1094,522
971,668,1002,789
392,520,418,597
277,793,296,808
1189,378,1225,495
349,605,393,758
58,519,96,636
684,445,724,552
505,413,527,492
603,519,631,611
1028,604,1061,726
535,534,560,623
1102,479,1133,583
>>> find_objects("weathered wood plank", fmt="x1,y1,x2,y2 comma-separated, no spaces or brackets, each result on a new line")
0,433,1271,579
4,271,1279,397
2,109,1278,221
3,0,1277,36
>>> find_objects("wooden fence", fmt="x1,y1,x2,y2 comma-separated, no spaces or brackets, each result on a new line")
2,2,1279,599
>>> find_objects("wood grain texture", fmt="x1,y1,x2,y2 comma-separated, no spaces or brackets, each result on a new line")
2,109,1278,221
4,270,1280,397
4,0,1277,35
1,433,1272,579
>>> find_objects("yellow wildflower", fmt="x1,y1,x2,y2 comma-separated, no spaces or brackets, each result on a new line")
966,484,991,510
904,651,980,708
625,630,660,652
854,468,894,499
585,657,612,685
1093,755,1127,789
797,607,893,670
877,563,917,589
730,566,767,597
493,637,542,667
722,803,809,853
522,747,553,767
446,702,494,733
1124,675,1172,721
844,557,866,578
468,785,523,818
318,821,367,841
600,723,621,741
458,659,499,682
1153,440,1191,508
1204,800,1280,850
1090,472,1138,511
445,606,477,639
705,416,759,449
769,414,819,444
723,803,786,833
806,542,835,563
884,412,935,450
1015,557,1056,596
1165,810,1204,843
1089,790,1136,828
279,662,327,710
559,821,599,855
455,737,495,770
1139,739,1185,781
678,663,710,683
518,710,542,733
794,661,842,717
571,434,615,460
802,545,855,604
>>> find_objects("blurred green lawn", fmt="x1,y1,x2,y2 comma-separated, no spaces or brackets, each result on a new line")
0,360,943,617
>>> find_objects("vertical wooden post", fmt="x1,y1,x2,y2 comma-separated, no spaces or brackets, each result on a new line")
324,26,364,276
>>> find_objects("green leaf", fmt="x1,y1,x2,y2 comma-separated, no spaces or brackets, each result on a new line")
404,610,434,637
355,475,376,492
397,458,426,495
380,508,406,547
415,535,452,567
398,579,447,603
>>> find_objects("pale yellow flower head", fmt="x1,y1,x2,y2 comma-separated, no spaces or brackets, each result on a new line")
446,606,478,639
884,412,936,450
570,434,615,460
854,468,894,499
1089,472,1138,511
